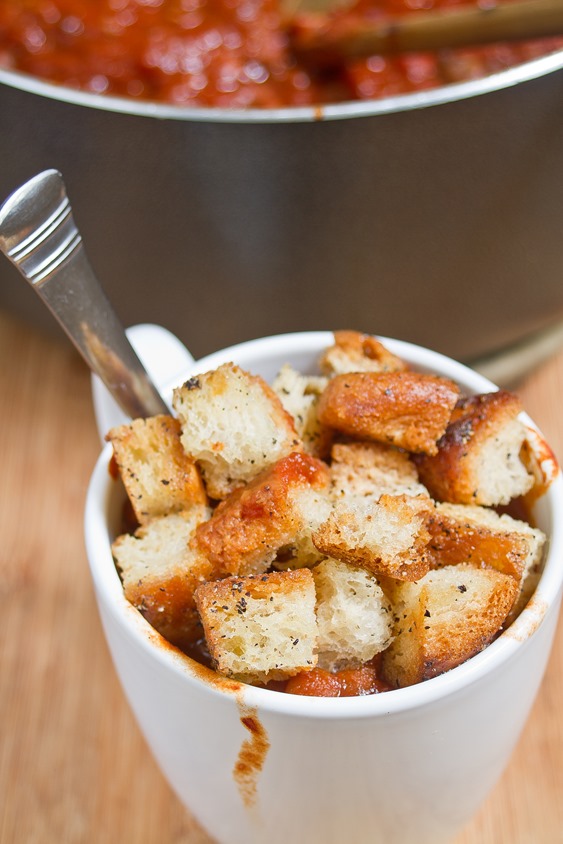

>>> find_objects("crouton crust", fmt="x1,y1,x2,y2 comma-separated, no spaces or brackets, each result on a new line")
425,502,543,581
313,494,434,581
382,564,519,688
425,501,546,626
316,371,460,455
106,415,207,524
414,391,535,505
320,330,407,376
194,452,330,578
195,569,318,683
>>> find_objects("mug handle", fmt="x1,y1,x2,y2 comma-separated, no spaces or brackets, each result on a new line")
91,323,194,442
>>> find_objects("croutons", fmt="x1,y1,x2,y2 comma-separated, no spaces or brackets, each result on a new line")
414,391,535,506
426,502,546,583
382,564,519,688
194,452,330,578
330,441,430,501
172,363,302,499
112,506,212,649
108,336,546,695
106,415,207,524
313,558,394,672
194,569,318,684
425,501,546,625
272,364,331,458
319,330,407,376
316,371,460,455
312,494,434,581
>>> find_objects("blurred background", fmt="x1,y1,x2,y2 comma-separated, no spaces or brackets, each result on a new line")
1,0,563,379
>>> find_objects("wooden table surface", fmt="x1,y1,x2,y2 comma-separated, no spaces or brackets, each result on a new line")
1,310,562,844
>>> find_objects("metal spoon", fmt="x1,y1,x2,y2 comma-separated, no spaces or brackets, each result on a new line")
0,169,169,420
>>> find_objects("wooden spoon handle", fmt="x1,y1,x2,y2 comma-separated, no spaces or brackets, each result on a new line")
291,0,563,67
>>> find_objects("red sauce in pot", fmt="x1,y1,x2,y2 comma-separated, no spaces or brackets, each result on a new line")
0,0,330,106
0,0,562,107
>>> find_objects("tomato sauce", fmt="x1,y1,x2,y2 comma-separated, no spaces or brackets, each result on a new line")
284,660,391,696
0,0,562,107
0,0,563,108
0,0,329,106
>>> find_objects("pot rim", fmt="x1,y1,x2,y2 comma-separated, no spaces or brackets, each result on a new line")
2,47,563,124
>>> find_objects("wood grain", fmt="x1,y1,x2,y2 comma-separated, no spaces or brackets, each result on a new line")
0,311,562,844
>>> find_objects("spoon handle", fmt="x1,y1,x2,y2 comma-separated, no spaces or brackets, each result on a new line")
291,0,563,67
0,169,169,421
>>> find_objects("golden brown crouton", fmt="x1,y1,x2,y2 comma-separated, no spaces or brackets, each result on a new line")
426,502,546,625
194,452,330,578
272,364,332,458
194,569,318,684
172,362,302,499
312,494,434,581
320,330,407,376
330,441,430,501
106,415,207,525
112,507,212,650
425,502,545,582
381,564,519,688
313,558,393,672
414,391,535,506
316,371,460,455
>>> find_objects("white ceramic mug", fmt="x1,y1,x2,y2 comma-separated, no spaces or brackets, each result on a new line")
84,329,563,844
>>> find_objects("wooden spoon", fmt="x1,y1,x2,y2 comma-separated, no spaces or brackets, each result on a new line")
290,0,563,68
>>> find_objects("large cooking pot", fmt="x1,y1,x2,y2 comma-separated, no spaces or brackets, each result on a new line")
1,51,563,364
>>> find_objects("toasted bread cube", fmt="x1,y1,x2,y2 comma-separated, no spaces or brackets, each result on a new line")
426,502,546,625
195,569,318,684
273,485,333,570
382,564,519,688
272,364,331,458
320,330,407,376
172,363,301,499
112,506,212,650
313,494,433,581
330,441,430,501
414,391,535,506
317,371,460,455
426,502,546,582
194,452,330,578
313,558,393,672
107,415,207,524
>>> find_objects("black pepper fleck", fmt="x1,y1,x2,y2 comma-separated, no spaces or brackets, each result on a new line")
183,376,201,390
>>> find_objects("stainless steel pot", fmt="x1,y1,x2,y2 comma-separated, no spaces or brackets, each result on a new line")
1,52,563,364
